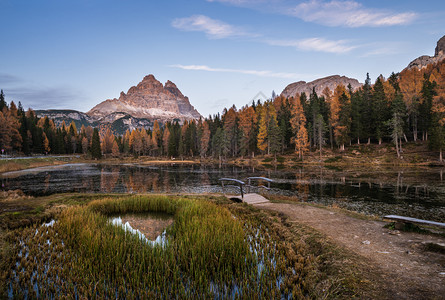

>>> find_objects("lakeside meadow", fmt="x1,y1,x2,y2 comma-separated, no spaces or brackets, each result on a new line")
1,194,367,299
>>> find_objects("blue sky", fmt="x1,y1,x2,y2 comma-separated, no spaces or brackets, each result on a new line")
0,0,444,117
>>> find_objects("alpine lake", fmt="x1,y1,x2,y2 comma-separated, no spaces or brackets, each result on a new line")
2,162,444,222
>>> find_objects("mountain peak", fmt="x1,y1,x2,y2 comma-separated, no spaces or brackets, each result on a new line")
405,35,445,70
435,35,445,57
87,75,202,122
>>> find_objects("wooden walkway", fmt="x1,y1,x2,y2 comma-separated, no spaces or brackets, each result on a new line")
226,193,270,204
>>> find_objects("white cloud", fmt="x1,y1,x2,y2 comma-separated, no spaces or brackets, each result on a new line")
267,37,356,53
206,0,268,5
207,0,418,27
290,0,417,27
172,15,359,54
171,15,252,39
170,64,305,79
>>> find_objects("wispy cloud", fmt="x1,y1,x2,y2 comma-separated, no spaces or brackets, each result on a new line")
171,15,254,39
0,73,21,85
0,73,86,110
5,86,85,110
267,37,357,53
172,14,359,54
208,0,417,27
170,64,305,79
286,0,417,27
206,0,268,5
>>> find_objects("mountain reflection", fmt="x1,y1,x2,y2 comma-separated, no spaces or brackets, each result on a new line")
1,163,445,222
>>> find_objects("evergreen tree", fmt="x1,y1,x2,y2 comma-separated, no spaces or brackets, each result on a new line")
257,105,268,154
419,78,437,141
91,128,102,159
334,88,351,151
373,76,390,144
350,90,363,144
268,112,281,160
0,90,6,112
361,73,374,143
200,121,210,158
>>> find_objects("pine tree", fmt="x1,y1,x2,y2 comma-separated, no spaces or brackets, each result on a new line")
0,90,6,112
162,126,170,156
102,128,115,154
332,86,351,151
373,76,390,144
430,94,445,161
350,89,363,144
152,120,161,156
419,78,437,141
91,128,102,159
129,130,143,156
81,136,89,154
290,97,309,159
268,112,281,160
200,121,210,158
257,105,268,154
42,132,51,154
361,73,374,143
223,106,239,157
111,140,120,158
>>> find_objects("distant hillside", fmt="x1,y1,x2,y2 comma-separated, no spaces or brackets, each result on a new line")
404,35,445,70
35,110,97,129
35,109,153,135
281,75,362,99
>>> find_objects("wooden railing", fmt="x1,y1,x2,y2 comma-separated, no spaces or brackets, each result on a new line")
246,177,273,193
219,178,246,199
219,177,274,199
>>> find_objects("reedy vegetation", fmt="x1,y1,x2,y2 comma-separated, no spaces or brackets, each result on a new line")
3,195,339,298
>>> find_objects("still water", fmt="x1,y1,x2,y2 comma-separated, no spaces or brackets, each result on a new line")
1,163,445,222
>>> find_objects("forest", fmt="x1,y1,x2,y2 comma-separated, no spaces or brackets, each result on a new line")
1,59,445,162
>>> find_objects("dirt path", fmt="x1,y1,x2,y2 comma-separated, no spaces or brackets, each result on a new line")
256,202,445,299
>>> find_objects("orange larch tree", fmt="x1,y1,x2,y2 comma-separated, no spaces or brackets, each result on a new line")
290,97,309,159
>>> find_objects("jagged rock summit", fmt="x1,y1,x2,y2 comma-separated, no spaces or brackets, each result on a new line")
280,75,362,99
405,35,445,70
87,74,202,122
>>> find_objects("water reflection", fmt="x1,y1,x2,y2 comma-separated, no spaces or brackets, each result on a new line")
1,163,445,222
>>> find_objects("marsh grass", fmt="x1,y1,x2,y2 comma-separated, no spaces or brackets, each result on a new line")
3,195,295,298
227,203,365,298
0,157,67,173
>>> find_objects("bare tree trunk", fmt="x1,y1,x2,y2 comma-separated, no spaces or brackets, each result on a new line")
395,135,400,158
318,121,322,159
440,148,443,162
399,137,403,154
368,137,371,145
329,125,333,150
413,116,418,142
357,137,360,145
404,134,408,143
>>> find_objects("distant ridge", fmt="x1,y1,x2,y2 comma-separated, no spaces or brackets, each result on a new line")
280,75,362,99
405,35,445,70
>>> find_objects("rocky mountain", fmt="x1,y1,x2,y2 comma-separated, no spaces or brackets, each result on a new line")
35,110,97,129
35,110,153,135
405,35,445,70
280,75,362,99
87,75,202,122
